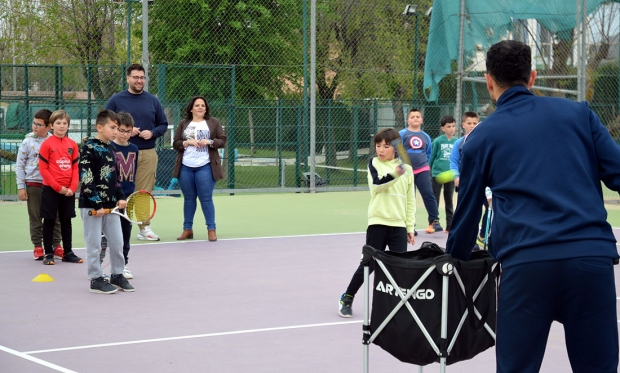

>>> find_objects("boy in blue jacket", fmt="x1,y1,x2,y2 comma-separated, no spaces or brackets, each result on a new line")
447,40,620,373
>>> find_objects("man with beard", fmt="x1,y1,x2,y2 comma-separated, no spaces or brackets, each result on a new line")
105,64,168,241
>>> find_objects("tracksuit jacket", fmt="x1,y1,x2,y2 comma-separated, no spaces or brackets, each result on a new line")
38,135,79,193
446,86,620,268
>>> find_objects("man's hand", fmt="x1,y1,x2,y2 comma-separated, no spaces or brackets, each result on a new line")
95,208,105,217
131,127,141,136
139,130,153,140
18,189,28,201
65,189,74,197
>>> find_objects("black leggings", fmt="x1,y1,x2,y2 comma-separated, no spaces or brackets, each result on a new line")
43,218,72,256
345,225,407,297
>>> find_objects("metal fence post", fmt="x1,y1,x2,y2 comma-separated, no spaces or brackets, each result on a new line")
24,64,29,131
353,104,359,187
227,65,236,191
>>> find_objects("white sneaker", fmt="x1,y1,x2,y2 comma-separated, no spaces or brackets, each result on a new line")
123,266,133,279
137,226,160,241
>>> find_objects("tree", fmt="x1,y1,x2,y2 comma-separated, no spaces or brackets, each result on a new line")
148,0,303,101
38,0,126,99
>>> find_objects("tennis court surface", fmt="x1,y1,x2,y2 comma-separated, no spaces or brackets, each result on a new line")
1,230,620,372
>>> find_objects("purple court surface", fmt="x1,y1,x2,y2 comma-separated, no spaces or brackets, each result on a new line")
1,230,620,372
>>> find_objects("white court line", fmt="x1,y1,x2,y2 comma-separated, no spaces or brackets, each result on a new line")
0,344,77,373
24,320,363,355
0,231,366,254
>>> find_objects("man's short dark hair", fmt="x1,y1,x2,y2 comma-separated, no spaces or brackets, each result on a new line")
126,63,145,76
486,40,531,88
96,109,119,127
440,115,456,126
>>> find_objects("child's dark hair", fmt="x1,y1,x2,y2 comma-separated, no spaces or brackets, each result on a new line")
49,110,70,125
440,115,456,126
96,109,119,126
463,111,479,121
408,108,421,115
374,128,400,145
117,111,134,128
126,63,145,76
34,109,52,125
486,40,531,88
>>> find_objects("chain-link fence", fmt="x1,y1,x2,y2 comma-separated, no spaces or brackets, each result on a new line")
0,1,619,202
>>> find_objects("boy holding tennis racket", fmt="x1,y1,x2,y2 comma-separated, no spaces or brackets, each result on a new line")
339,128,415,317
100,112,139,280
79,110,134,294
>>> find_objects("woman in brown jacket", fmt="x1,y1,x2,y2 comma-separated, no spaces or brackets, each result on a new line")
172,96,227,241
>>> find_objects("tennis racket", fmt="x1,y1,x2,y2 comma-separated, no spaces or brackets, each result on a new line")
390,138,412,168
87,190,156,225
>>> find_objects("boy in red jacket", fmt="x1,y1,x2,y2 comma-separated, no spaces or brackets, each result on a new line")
38,110,83,265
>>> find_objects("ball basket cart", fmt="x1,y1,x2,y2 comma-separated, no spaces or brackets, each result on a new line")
361,242,500,372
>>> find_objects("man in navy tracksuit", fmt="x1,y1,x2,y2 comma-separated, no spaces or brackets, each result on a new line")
447,40,620,372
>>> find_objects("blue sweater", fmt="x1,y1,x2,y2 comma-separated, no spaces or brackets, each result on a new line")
399,128,432,171
105,90,168,150
446,86,620,268
111,141,139,197
449,137,464,177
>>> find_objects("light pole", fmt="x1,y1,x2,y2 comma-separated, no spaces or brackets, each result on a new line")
403,4,419,106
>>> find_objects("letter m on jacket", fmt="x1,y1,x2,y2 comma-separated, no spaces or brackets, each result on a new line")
116,152,137,182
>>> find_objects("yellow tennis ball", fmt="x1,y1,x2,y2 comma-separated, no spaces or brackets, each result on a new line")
436,170,456,184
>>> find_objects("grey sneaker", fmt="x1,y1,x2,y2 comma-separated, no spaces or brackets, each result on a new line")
90,276,118,294
110,274,135,292
339,293,354,318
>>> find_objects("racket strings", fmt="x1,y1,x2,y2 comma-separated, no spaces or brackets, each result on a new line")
127,193,155,223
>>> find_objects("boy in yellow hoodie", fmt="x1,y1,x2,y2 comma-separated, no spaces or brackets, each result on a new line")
339,128,416,318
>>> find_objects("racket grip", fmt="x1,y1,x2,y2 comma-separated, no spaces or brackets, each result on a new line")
88,209,112,216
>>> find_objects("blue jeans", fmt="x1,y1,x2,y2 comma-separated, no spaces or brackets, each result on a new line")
179,163,216,231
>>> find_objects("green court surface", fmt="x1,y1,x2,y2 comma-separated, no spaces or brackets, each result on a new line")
1,191,620,252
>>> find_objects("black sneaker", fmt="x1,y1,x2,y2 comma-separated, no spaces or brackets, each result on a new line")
90,276,118,294
110,274,135,292
339,293,354,318
43,254,55,265
432,221,444,232
62,251,84,263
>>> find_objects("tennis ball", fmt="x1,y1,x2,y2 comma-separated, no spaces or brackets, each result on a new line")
435,170,456,184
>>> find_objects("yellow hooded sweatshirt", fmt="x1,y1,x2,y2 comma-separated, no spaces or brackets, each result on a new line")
367,157,416,232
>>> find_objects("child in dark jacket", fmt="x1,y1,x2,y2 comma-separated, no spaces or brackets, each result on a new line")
79,110,134,294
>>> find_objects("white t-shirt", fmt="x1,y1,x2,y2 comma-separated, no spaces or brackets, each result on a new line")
182,120,211,168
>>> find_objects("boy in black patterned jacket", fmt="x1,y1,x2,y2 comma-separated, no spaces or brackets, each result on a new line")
78,110,134,294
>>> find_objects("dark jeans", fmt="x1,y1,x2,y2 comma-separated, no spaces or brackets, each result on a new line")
431,178,455,229
345,225,407,297
497,258,618,372
414,170,439,224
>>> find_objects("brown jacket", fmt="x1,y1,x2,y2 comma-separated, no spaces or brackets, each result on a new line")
172,117,227,181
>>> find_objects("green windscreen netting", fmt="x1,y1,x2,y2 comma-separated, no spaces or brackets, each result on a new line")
424,0,618,101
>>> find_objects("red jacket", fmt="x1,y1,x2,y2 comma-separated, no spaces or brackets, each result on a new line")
38,135,79,193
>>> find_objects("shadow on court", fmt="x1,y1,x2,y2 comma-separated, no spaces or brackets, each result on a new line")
1,230,619,372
